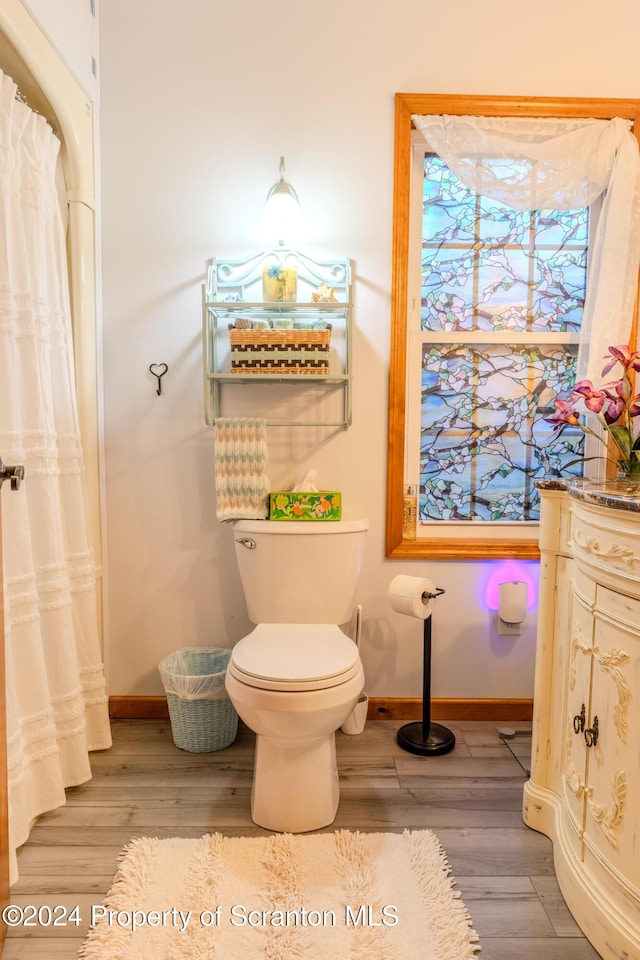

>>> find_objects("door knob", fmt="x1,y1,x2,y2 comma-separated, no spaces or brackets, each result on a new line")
0,456,25,491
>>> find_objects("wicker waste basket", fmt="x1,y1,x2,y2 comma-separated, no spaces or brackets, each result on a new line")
158,647,238,753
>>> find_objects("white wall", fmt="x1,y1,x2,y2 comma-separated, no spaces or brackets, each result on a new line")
20,0,97,100
98,0,640,700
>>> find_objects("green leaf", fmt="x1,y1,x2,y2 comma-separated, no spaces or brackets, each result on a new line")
607,425,632,459
562,455,602,470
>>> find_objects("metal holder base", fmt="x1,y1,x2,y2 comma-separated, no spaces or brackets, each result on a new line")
397,590,455,757
397,720,455,756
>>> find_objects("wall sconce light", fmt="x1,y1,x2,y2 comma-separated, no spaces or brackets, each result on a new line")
261,156,303,248
498,580,528,635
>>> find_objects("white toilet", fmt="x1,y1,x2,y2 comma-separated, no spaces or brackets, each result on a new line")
225,518,368,833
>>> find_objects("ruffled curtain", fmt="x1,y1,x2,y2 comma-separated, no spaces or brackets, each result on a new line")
412,114,640,383
0,70,111,883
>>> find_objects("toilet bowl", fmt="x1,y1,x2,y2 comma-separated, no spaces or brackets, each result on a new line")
226,623,364,832
225,519,368,833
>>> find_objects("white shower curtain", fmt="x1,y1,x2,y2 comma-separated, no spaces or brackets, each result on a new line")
0,70,111,883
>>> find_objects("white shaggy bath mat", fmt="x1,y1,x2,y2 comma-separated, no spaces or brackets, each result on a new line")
80,829,480,959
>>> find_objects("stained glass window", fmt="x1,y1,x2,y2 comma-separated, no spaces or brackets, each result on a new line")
419,154,587,523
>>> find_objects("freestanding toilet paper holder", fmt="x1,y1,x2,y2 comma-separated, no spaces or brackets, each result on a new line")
397,586,456,757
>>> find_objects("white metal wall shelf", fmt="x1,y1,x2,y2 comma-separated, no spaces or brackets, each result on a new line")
202,251,352,428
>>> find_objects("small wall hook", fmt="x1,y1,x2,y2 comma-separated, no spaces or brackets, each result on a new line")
148,362,168,396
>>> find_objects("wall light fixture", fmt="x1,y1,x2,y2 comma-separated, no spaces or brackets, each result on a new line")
261,156,303,248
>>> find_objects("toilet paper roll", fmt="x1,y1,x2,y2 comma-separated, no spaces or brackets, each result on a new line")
388,575,437,620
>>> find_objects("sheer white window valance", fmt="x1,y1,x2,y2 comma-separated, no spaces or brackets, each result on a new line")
412,114,640,382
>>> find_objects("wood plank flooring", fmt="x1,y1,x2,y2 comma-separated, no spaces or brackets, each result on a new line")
4,719,602,959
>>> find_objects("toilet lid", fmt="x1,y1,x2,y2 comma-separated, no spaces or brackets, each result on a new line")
228,623,361,691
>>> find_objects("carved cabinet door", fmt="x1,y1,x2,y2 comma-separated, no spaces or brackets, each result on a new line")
583,587,639,891
546,555,575,792
562,574,595,856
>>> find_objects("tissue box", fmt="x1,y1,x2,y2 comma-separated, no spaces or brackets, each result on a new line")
269,491,342,521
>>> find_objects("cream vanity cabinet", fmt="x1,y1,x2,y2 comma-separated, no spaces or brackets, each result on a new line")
524,480,640,960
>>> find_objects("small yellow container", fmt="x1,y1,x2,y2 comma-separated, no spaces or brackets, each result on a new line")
262,265,298,302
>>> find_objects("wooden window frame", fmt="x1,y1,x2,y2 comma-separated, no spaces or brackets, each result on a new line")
386,93,640,560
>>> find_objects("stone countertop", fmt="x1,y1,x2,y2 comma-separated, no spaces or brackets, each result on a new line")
535,477,640,513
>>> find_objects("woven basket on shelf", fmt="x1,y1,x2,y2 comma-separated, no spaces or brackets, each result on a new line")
229,327,331,374
159,647,238,753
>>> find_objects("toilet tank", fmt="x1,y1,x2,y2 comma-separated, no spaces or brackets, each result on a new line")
233,519,368,624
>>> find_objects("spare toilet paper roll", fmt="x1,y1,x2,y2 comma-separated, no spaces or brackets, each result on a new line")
388,575,437,620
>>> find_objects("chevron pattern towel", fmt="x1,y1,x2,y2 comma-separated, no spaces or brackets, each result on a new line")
214,418,270,521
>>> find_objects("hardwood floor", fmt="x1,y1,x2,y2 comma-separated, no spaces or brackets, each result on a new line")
4,719,601,959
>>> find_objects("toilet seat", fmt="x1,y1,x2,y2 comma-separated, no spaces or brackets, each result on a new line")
228,623,361,692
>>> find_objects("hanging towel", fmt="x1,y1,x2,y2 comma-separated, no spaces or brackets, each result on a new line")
214,417,270,521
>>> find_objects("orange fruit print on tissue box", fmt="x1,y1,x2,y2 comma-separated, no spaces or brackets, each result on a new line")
269,492,342,521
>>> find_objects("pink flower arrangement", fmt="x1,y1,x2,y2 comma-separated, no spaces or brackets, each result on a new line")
547,345,640,476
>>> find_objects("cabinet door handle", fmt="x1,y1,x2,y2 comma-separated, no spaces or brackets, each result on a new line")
573,704,586,734
584,716,599,748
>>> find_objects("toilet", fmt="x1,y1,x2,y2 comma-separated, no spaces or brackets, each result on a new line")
225,518,368,833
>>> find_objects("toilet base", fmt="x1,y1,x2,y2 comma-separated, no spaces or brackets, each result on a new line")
251,732,339,833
